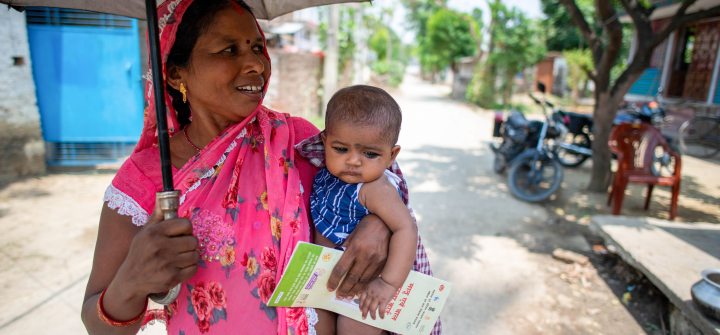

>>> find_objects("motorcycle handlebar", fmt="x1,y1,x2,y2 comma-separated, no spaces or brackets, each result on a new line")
529,94,542,105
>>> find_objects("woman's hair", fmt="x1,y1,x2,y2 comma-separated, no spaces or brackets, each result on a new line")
165,0,254,130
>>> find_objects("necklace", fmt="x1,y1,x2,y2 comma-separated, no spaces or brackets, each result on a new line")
183,127,201,151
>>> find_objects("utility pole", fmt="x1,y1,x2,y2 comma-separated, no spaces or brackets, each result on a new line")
322,4,340,116
386,29,392,63
383,6,394,64
352,4,366,85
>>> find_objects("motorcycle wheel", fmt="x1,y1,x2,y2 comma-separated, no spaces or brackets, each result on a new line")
557,133,591,167
508,154,564,202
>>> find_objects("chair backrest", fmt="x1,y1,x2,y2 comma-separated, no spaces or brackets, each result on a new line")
608,123,669,175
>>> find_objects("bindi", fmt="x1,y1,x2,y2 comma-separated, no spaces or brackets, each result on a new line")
247,40,250,44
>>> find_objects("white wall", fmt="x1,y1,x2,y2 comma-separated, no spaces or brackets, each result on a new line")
0,9,46,182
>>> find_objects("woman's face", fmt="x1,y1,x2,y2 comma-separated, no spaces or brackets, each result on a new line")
175,7,270,122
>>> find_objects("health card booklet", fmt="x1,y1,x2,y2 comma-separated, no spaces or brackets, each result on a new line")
268,242,451,335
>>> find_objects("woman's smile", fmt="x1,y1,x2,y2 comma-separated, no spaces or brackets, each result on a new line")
235,80,264,100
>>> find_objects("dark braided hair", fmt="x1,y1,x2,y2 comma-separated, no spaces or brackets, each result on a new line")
166,0,254,130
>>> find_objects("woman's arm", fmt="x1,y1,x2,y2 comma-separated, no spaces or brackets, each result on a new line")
82,201,199,335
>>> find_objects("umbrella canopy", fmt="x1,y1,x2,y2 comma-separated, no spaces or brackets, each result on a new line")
0,0,368,20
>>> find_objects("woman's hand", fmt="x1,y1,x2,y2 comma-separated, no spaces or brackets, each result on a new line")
327,214,391,300
110,201,200,305
82,200,199,334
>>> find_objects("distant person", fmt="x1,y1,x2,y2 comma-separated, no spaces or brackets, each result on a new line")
311,86,418,334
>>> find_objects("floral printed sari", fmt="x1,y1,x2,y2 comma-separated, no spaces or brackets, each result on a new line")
103,0,319,334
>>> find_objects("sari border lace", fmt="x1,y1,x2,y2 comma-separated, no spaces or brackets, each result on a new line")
306,308,319,335
104,184,150,226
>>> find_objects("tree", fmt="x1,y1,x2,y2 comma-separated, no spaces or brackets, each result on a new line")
400,0,445,39
423,9,479,94
319,5,358,75
489,8,546,108
466,0,504,108
369,27,401,61
540,0,594,51
563,49,593,106
559,0,720,191
467,2,543,108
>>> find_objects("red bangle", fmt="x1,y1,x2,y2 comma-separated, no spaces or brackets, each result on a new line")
97,287,148,327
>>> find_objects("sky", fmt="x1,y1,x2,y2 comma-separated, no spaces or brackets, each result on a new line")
369,0,543,44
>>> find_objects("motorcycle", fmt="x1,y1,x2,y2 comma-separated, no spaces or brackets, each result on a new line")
490,83,568,202
556,87,678,176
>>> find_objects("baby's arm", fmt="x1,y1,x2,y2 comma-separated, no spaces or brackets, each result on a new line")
357,176,418,319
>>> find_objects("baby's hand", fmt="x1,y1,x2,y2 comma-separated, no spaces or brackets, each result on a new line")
358,277,398,320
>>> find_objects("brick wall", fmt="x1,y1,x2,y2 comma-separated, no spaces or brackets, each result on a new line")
263,49,322,120
0,9,46,184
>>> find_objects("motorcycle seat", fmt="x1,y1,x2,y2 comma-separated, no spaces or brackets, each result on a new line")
566,112,592,121
507,112,530,129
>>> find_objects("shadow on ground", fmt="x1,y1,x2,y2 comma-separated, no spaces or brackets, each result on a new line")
398,142,717,334
401,144,585,261
543,160,720,224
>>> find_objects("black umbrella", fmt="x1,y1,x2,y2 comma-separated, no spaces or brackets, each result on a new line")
3,0,369,304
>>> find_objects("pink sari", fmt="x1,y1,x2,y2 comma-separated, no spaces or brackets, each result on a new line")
103,1,319,334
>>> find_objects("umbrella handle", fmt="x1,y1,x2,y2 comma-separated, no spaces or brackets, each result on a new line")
148,191,182,305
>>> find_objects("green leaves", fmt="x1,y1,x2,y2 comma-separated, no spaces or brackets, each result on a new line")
420,9,478,72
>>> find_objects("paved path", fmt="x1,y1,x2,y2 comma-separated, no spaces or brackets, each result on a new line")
0,76,653,335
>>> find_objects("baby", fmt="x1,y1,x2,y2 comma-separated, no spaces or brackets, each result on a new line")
311,85,418,334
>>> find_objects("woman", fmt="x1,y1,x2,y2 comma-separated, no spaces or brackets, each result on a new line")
80,1,394,334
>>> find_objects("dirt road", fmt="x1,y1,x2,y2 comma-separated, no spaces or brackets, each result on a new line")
0,76,688,334
394,77,649,335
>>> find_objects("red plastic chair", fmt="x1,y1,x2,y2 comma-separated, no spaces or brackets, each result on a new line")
607,123,682,220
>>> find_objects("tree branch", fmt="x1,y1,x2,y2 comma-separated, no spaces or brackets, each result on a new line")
617,0,656,28
432,0,480,43
560,0,602,65
595,0,624,85
581,65,597,82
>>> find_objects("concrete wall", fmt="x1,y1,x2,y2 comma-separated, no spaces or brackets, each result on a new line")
451,57,477,100
263,49,322,120
0,9,46,184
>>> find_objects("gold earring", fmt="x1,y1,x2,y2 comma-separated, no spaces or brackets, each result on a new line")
180,83,187,103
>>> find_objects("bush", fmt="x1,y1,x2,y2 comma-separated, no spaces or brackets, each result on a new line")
372,60,405,87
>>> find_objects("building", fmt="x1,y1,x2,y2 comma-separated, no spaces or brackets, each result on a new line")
623,0,720,113
258,8,323,119
0,6,323,179
258,7,322,53
0,8,46,183
534,51,568,97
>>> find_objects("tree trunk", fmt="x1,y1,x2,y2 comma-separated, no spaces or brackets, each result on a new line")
581,78,589,98
588,92,616,192
386,28,392,63
321,4,340,116
503,70,513,108
571,73,580,107
588,53,649,192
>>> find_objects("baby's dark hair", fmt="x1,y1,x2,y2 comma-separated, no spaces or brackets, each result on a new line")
325,85,402,145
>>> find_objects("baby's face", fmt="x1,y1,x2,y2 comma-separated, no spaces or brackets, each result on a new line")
323,122,400,184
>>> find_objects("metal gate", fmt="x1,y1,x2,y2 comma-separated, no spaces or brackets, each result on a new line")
26,7,144,165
